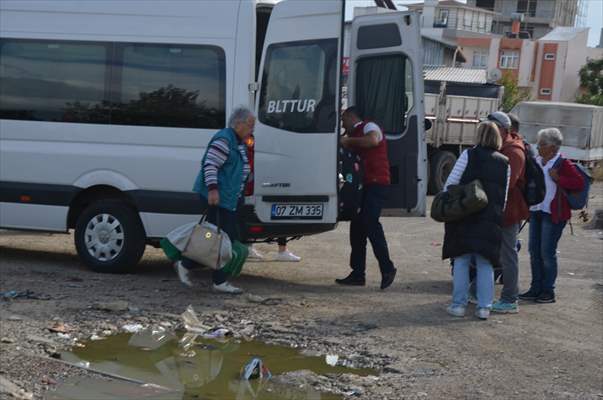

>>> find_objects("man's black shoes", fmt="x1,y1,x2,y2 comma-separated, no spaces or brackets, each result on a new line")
380,268,397,290
335,273,366,286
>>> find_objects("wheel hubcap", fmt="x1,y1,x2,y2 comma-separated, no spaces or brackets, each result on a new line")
84,213,124,262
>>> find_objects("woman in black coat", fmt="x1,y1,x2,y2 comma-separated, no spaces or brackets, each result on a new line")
442,121,510,320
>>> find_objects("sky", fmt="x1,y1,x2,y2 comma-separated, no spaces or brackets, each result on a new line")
346,0,603,47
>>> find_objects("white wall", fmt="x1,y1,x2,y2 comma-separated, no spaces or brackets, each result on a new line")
560,30,589,102
518,40,536,87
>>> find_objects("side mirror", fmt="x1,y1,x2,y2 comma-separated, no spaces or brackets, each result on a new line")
424,118,433,131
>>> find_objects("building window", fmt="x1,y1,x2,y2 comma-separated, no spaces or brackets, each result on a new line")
499,50,519,69
544,53,555,60
475,0,495,11
478,13,486,31
472,50,489,68
517,0,537,17
435,9,449,27
540,88,551,95
464,11,473,27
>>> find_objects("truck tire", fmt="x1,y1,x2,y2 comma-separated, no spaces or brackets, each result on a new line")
74,200,146,273
428,151,457,194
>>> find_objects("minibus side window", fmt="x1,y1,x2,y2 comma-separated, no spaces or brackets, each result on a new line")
0,39,110,123
258,39,337,133
111,43,225,129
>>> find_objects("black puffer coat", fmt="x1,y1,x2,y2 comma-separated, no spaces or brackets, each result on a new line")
442,146,509,266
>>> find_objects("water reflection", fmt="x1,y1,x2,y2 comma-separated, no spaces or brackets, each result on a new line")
50,328,375,400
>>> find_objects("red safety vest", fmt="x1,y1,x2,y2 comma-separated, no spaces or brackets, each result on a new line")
351,121,391,186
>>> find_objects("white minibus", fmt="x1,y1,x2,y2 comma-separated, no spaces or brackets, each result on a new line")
0,0,427,272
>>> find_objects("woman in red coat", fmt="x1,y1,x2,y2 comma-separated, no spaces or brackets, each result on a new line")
520,128,584,304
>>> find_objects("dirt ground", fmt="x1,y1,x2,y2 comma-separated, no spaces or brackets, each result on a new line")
1,184,602,400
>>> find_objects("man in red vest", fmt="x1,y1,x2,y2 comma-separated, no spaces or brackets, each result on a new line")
336,107,397,290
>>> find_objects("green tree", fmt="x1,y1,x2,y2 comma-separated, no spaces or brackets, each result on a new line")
576,58,603,106
498,71,530,112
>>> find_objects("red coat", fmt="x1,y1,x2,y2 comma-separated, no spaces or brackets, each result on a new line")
501,133,529,226
550,158,584,224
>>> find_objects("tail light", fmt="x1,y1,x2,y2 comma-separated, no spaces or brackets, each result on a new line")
244,135,255,196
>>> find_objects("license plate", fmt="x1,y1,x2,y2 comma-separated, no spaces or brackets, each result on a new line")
271,204,324,220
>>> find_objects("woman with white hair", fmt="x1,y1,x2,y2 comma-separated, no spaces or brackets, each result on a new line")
175,106,255,294
519,128,584,304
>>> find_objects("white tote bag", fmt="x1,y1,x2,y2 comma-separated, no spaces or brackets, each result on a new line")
181,216,232,270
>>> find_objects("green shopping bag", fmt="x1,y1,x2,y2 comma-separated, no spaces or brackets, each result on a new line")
221,241,248,278
160,237,182,261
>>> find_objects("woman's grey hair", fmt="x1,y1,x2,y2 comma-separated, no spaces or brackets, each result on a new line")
537,128,563,148
228,106,254,129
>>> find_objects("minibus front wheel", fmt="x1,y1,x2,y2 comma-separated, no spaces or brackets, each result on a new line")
74,200,146,273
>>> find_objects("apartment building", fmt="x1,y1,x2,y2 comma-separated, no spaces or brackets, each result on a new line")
467,0,580,39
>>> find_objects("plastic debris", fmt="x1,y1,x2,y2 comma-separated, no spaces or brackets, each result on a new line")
181,305,211,334
128,326,174,350
202,327,232,339
240,357,272,381
122,324,144,333
48,322,74,333
0,290,51,300
325,354,339,366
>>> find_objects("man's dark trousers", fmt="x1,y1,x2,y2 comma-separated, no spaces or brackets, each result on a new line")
349,184,395,278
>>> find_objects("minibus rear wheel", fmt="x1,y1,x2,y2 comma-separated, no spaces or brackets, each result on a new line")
74,200,146,273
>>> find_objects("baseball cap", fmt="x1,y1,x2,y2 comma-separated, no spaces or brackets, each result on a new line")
485,111,511,130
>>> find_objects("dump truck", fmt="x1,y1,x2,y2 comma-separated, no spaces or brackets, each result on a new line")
511,101,603,165
424,80,504,193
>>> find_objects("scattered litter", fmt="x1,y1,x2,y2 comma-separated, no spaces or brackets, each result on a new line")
94,301,130,312
430,242,441,247
89,335,104,341
245,294,283,305
203,327,232,339
41,376,57,386
57,333,71,340
181,305,211,333
1,337,14,344
241,357,272,380
325,354,339,366
122,324,144,333
128,326,175,350
0,290,51,300
48,322,74,334
567,272,576,276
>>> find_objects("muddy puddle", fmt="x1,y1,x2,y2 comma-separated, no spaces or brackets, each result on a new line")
47,327,376,400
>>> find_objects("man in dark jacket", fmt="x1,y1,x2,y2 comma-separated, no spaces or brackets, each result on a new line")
335,107,397,290
490,112,529,313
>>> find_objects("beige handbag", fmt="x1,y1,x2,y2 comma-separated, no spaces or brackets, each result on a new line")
182,214,231,270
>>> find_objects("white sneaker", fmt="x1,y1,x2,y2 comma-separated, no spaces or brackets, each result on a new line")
475,307,490,320
212,282,243,294
447,304,466,317
247,246,264,261
174,261,193,287
275,250,301,262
